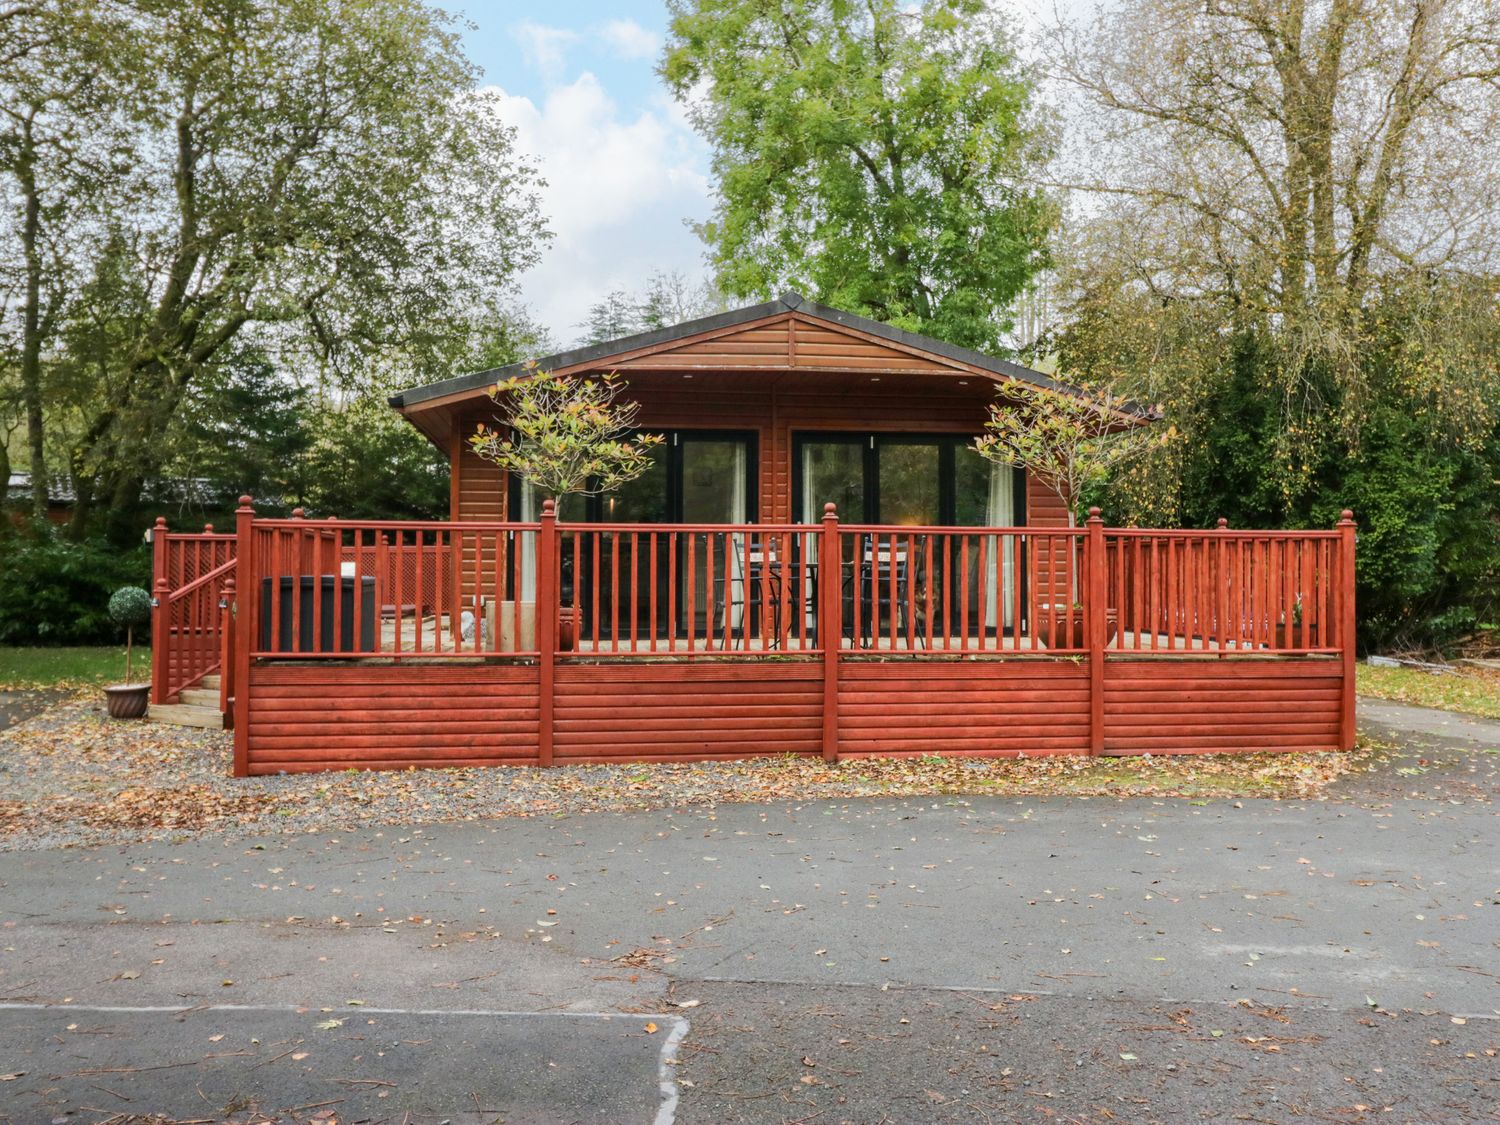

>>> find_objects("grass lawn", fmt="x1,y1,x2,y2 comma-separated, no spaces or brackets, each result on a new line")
0,645,131,690
1356,662,1500,719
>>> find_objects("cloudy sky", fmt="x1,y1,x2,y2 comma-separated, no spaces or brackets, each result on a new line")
457,1,1064,346
457,1,709,345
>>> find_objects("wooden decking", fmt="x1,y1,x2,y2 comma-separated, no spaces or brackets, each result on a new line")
152,505,1358,776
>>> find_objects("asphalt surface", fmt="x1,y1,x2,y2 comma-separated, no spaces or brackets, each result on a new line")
0,690,69,733
0,699,1495,1123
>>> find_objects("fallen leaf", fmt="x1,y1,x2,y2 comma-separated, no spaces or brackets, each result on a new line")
644,1022,658,1034
315,1018,343,1030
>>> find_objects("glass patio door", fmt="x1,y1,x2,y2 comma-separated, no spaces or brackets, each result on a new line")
796,433,1020,637
680,437,749,639
522,432,754,643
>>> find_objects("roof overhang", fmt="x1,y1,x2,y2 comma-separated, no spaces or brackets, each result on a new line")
390,292,1158,447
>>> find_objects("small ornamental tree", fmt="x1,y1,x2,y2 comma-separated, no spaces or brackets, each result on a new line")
108,586,151,684
469,367,663,509
974,381,1165,521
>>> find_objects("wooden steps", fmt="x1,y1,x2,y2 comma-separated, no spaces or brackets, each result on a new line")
147,675,227,729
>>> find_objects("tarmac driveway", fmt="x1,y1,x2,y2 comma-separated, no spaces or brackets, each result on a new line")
0,701,1495,1123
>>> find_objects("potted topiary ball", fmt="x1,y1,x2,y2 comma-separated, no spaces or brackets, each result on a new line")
104,585,152,719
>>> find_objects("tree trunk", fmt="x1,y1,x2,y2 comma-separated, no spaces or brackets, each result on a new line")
17,118,48,519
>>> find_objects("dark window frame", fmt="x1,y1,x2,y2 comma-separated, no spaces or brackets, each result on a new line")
790,431,1026,526
507,428,759,524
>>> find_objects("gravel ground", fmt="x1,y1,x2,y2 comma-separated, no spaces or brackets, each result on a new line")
0,692,1363,851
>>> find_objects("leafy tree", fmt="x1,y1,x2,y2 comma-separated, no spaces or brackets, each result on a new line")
1,0,548,542
1045,0,1500,647
0,0,129,517
1051,0,1500,465
662,0,1055,351
300,396,450,521
580,290,641,346
469,369,662,501
169,354,312,515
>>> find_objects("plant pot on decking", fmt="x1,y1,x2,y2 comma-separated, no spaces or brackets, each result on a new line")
1035,608,1120,650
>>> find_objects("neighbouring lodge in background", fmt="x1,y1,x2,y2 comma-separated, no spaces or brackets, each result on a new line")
146,295,1357,776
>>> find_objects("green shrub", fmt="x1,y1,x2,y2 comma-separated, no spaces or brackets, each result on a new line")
0,532,150,645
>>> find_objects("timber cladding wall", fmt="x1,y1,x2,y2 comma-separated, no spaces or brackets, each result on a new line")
839,661,1090,757
1102,659,1342,754
553,663,823,763
244,663,541,775
239,655,1345,774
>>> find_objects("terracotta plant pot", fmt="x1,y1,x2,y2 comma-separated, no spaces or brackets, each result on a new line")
104,683,150,720
557,606,578,652
1036,611,1085,650
1276,617,1320,649
1036,609,1120,650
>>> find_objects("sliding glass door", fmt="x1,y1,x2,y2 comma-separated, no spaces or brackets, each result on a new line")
515,431,755,640
795,433,1023,635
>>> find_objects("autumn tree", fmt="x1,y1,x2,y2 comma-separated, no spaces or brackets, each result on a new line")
1046,0,1500,641
662,0,1055,351
1050,0,1500,451
974,382,1161,522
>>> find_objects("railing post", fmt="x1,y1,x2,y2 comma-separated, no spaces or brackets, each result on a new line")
219,576,235,724
820,503,841,763
1086,508,1105,756
1215,517,1229,651
1337,509,1357,750
537,499,557,768
150,517,169,704
232,496,254,778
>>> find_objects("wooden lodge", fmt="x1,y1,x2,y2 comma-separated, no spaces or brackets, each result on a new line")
148,294,1357,776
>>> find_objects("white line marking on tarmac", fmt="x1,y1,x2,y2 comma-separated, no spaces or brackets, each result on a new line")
0,1002,690,1122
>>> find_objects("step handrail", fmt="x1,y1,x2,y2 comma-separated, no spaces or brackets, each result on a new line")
162,557,237,605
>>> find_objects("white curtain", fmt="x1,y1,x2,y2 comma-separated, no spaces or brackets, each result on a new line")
985,466,1015,629
518,479,538,601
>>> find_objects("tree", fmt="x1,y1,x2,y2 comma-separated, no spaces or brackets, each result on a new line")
973,382,1162,522
0,0,128,518
1050,0,1500,455
2,0,548,542
301,396,450,522
662,0,1055,351
580,290,641,346
169,353,313,515
1045,0,1500,644
469,369,662,502
578,270,725,345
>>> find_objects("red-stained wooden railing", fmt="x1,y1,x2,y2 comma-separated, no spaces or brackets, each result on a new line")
150,519,238,704
1104,520,1341,654
214,498,1358,776
559,522,826,655
248,512,540,659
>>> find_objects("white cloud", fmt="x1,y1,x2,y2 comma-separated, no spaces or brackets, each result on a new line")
511,20,578,74
599,18,661,60
489,73,714,342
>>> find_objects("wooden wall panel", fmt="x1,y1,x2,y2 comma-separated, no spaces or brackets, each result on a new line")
1102,659,1342,753
791,321,955,372
236,653,1347,773
839,661,1091,756
552,662,823,763
244,663,540,774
